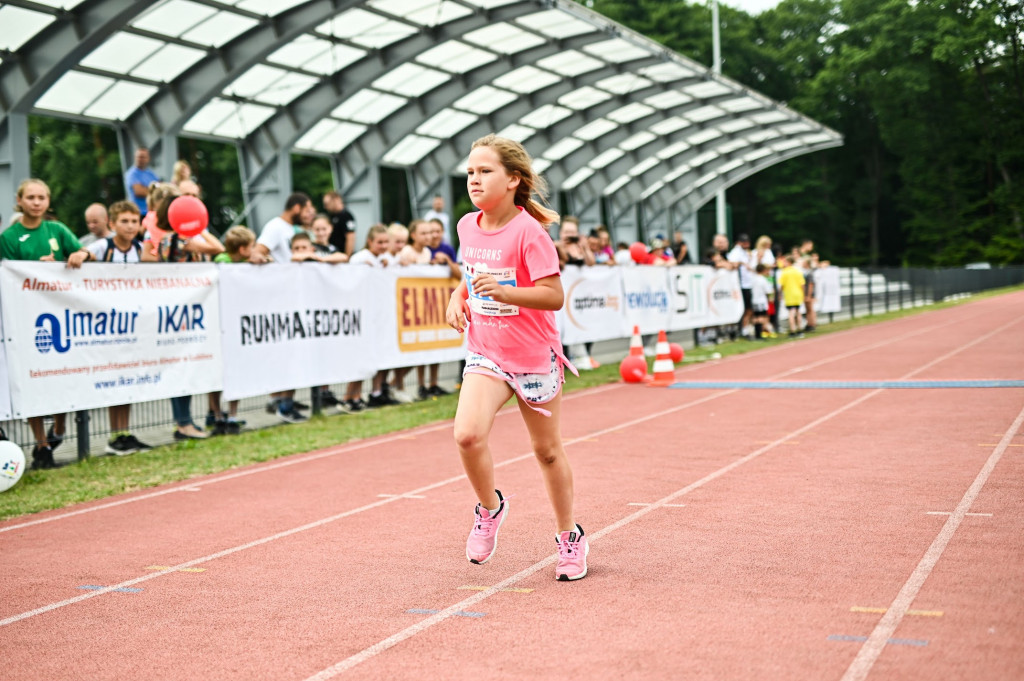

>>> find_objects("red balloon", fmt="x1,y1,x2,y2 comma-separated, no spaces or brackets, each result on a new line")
618,355,648,383
167,195,208,238
629,241,648,264
669,342,684,364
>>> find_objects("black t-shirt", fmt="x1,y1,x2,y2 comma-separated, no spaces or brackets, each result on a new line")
328,209,355,254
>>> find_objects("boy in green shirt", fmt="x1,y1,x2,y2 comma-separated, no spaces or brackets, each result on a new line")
1,179,92,469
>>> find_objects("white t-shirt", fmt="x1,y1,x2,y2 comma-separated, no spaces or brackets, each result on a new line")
88,238,141,263
727,245,753,289
399,244,431,265
258,216,297,264
349,249,392,267
423,209,449,231
751,273,773,308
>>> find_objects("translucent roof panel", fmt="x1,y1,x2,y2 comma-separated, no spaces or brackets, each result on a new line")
416,109,477,138
131,1,218,38
0,6,55,52
495,124,535,143
319,9,418,49
644,90,692,110
621,131,657,150
574,118,618,141
629,157,659,177
590,148,625,169
751,110,790,125
209,102,276,138
26,0,88,7
295,120,368,154
519,104,573,129
718,158,745,175
597,74,653,95
537,51,603,78
682,80,734,99
454,86,519,115
719,96,764,113
559,86,612,111
332,89,407,124
463,23,547,55
462,0,521,9
640,62,699,82
685,105,725,123
517,9,597,39
562,166,596,190
744,148,774,163
80,33,164,74
607,102,655,124
383,134,442,165
367,0,473,26
181,11,259,48
719,118,755,134
688,129,723,145
269,38,365,76
34,71,113,115
716,138,749,156
542,137,585,161
493,66,560,94
583,38,651,64
657,141,691,160
747,129,782,143
181,99,238,135
131,44,207,82
373,63,451,97
603,174,632,195
778,121,815,135
418,40,498,74
650,117,692,135
83,81,159,121
234,0,306,16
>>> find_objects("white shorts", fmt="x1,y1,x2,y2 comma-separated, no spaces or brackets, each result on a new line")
463,349,564,415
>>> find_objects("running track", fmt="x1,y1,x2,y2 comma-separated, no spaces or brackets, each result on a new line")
2,290,1022,681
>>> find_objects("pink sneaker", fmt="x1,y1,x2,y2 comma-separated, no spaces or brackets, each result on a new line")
466,490,507,564
555,525,589,581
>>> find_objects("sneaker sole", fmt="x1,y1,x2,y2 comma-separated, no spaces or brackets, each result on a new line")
556,540,590,581
467,503,507,565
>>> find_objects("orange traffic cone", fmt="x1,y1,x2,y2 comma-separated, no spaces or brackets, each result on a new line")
648,330,676,387
628,325,644,357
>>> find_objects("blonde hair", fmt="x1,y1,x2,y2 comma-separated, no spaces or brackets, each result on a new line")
471,134,559,226
172,160,191,185
147,181,179,213
755,235,772,250
222,226,256,254
16,178,50,200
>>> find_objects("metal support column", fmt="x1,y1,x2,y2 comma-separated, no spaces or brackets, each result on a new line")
0,113,31,232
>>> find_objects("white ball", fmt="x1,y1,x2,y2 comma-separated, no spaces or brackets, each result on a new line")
0,441,27,493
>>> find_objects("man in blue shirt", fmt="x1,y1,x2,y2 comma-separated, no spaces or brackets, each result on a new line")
124,147,159,215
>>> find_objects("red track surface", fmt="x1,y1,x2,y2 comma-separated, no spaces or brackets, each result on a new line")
3,291,1022,681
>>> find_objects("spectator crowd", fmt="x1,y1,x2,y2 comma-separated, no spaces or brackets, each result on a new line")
2,147,824,470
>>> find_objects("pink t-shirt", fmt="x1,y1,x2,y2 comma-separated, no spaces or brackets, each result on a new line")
457,207,563,374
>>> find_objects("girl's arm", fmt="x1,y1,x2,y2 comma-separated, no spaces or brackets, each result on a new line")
471,273,563,311
446,279,470,333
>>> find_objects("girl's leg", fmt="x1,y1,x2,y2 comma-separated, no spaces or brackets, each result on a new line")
517,391,575,533
453,372,514,511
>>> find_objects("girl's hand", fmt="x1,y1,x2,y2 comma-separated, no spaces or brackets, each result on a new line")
446,294,470,333
471,273,509,303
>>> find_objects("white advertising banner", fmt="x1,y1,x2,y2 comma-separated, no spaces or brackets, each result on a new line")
218,263,383,400
620,266,673,334
815,266,842,313
0,304,12,420
668,265,744,330
374,265,466,370
0,261,222,418
560,265,628,344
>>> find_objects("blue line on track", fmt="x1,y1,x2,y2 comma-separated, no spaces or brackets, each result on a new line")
406,609,485,618
77,585,143,593
668,380,1024,390
828,634,929,647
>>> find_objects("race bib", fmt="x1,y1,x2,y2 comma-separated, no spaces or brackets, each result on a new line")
465,262,518,317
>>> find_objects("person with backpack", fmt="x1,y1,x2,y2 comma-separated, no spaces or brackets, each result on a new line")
86,201,152,455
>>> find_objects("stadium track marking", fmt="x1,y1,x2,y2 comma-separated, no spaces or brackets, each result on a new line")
1,304,1005,630
841,402,1024,681
300,313,1023,679
2,302,986,535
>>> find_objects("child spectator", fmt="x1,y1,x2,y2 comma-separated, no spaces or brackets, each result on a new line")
0,179,91,469
85,201,153,454
751,263,776,339
387,223,409,262
207,226,256,433
778,255,806,337
399,219,432,265
309,215,350,263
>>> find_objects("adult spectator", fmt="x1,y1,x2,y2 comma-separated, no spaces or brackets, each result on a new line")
728,234,755,338
1,179,91,468
644,237,675,266
80,203,113,247
427,218,460,279
323,191,356,256
88,200,152,454
251,192,309,264
555,216,594,267
423,194,450,232
671,232,692,264
171,160,192,186
124,146,159,215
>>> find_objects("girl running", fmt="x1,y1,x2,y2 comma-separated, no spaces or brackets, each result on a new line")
445,134,588,581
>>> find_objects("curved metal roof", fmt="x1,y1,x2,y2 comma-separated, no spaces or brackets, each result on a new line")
0,0,842,234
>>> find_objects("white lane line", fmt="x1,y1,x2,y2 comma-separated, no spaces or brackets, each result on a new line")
841,403,1024,681
298,314,1022,680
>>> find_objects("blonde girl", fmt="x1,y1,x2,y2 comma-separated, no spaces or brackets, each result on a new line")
445,134,588,581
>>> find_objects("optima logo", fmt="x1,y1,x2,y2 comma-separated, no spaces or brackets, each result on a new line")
35,309,139,354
